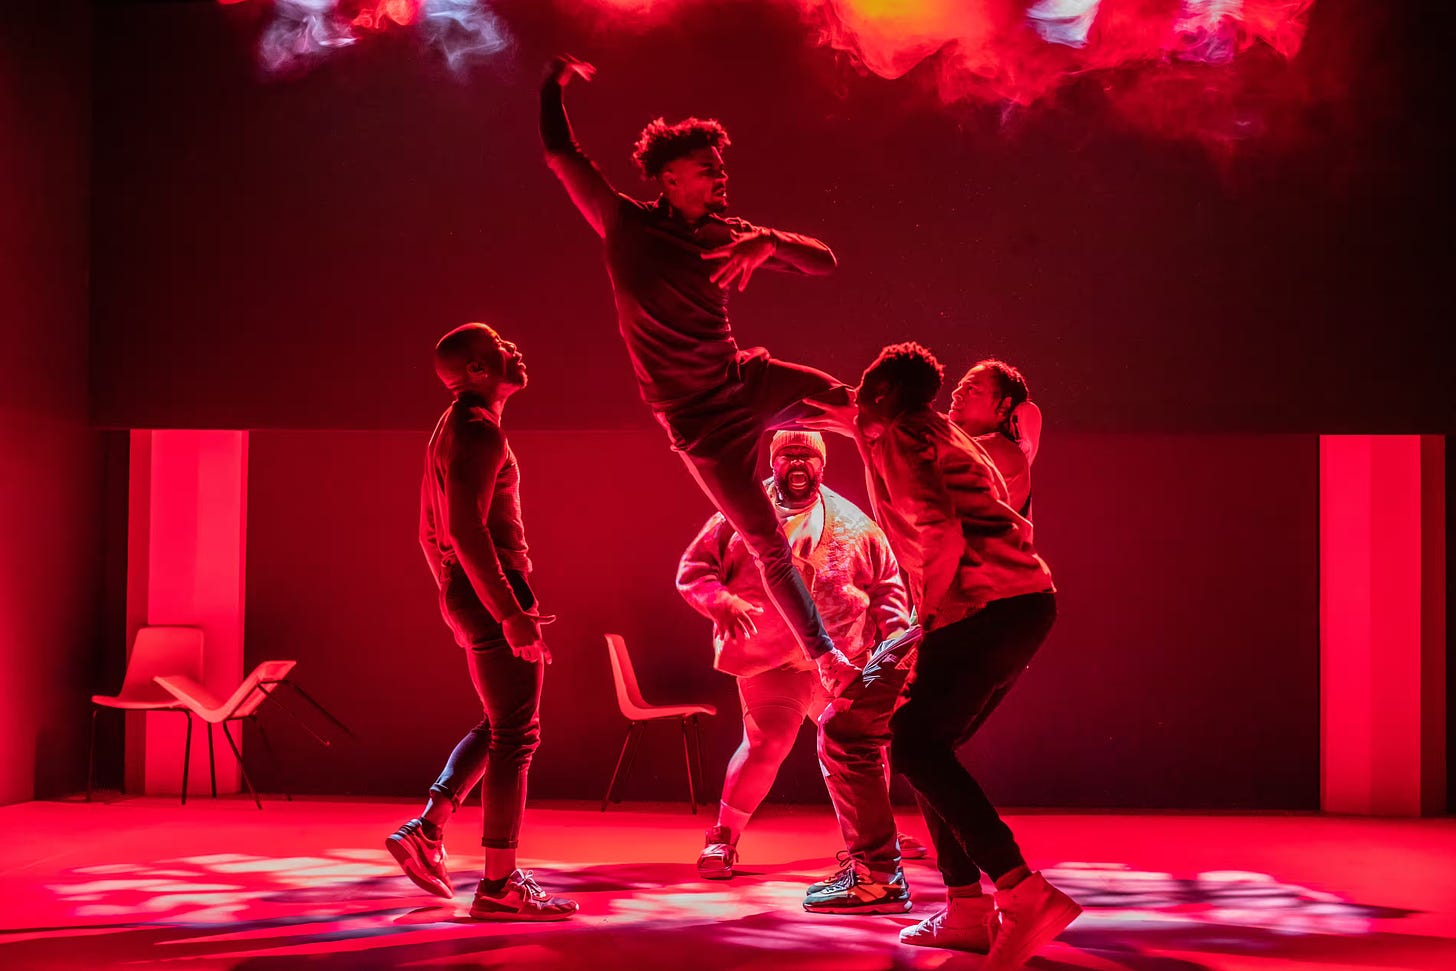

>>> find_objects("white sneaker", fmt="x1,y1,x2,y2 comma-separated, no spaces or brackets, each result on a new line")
985,871,1081,969
899,894,998,952
469,869,578,921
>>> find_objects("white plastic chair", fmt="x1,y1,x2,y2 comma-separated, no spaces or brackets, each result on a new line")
601,634,716,813
154,660,299,810
88,626,206,804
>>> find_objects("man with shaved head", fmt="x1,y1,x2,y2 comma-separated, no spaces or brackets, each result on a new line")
386,323,577,921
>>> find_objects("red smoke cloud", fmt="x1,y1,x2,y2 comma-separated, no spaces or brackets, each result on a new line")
563,0,1322,146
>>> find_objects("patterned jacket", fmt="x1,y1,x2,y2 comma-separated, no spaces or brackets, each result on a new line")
677,484,912,678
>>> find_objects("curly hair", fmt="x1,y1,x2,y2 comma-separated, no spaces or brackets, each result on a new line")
861,342,945,411
973,358,1030,411
632,117,731,178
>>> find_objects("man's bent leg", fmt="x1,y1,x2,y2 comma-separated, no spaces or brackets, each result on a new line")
888,597,1056,883
735,352,850,432
703,668,821,879
677,441,837,663
817,661,908,877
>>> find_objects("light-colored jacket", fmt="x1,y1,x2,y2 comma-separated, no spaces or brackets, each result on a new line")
862,409,1053,632
677,484,912,678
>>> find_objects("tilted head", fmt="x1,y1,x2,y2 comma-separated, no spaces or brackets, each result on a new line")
433,322,527,399
857,342,945,431
949,359,1029,436
769,430,827,508
633,117,731,220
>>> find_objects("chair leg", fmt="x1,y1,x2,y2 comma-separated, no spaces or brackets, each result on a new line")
688,715,707,808
207,724,217,799
680,718,698,814
620,721,644,795
220,721,263,810
252,716,292,801
284,681,356,740
180,713,193,806
601,722,637,812
262,688,331,748
86,708,99,803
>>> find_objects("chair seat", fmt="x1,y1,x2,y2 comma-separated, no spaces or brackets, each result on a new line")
625,703,716,721
154,660,297,723
91,692,187,711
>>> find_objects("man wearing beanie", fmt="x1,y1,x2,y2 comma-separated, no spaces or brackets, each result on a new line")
677,431,919,914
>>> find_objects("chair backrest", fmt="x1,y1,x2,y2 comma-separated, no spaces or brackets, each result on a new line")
603,634,651,716
225,660,299,720
119,627,206,702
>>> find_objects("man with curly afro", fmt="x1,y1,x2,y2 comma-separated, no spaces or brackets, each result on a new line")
539,55,863,710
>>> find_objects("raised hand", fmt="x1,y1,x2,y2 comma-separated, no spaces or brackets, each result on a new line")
702,230,776,292
547,54,595,87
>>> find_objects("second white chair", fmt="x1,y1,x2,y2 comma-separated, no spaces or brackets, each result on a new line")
601,634,716,813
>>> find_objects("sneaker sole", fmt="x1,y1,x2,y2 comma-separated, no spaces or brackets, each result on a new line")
987,897,1082,970
384,836,454,900
468,905,578,922
803,897,913,915
697,866,734,880
900,930,992,953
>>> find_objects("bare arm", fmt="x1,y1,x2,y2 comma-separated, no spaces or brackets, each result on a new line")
540,56,620,239
1010,400,1042,464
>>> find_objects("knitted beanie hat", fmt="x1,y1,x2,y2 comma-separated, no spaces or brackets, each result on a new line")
770,430,827,465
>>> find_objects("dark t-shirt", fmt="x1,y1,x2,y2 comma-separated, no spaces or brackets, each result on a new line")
541,83,834,410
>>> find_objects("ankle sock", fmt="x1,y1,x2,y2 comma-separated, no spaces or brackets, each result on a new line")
478,875,509,896
716,801,751,842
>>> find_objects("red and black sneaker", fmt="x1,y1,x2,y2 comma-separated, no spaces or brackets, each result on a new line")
385,818,453,899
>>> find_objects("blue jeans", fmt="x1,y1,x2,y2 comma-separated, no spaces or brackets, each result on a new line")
430,562,543,850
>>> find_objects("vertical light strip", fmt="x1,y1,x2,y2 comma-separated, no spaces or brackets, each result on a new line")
1320,435,1445,815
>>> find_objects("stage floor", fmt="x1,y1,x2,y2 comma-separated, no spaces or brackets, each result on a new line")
0,798,1452,970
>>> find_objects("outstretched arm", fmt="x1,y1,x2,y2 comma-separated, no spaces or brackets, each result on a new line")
540,55,620,239
761,228,837,275
702,225,836,292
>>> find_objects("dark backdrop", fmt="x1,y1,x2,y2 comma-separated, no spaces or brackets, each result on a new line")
245,429,1320,808
90,1,1450,434
78,0,1446,808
